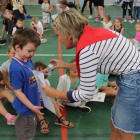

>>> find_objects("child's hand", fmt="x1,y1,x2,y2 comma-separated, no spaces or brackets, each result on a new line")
56,99,64,110
32,106,44,115
19,9,23,14
0,36,3,38
40,35,42,38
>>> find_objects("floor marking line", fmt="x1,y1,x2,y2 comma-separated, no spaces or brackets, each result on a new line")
58,40,68,140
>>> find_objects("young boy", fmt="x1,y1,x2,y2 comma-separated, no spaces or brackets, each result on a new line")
12,0,25,21
42,0,51,31
31,16,43,38
12,18,24,35
1,43,16,96
10,28,44,140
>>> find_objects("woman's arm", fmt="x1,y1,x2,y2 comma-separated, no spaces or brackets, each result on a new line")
50,59,77,72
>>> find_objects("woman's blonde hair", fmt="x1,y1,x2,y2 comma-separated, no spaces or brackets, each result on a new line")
52,9,88,44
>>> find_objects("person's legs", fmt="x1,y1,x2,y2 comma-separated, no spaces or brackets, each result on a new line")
1,0,7,17
81,0,88,13
110,120,119,140
98,6,104,19
89,0,93,15
128,9,132,21
23,5,27,15
124,9,127,21
137,7,140,21
0,101,9,116
133,7,136,20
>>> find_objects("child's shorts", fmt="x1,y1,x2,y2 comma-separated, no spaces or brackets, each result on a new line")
15,113,37,140
111,70,140,133
43,15,50,23
13,10,25,20
133,39,140,45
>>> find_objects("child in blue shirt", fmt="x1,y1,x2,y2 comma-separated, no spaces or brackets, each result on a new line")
10,28,46,140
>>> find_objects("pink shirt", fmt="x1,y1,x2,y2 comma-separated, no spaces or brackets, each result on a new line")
135,31,140,43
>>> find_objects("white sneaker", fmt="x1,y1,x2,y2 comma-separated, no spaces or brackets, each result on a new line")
129,20,133,23
137,20,139,22
41,39,47,43
132,19,135,22
124,19,127,22
75,105,91,114
88,15,92,19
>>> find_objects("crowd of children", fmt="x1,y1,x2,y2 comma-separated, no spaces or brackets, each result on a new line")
0,0,140,140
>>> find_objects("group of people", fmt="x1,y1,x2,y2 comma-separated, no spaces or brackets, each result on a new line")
0,0,140,140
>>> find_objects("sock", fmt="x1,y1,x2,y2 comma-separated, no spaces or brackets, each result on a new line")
5,113,13,121
101,18,104,21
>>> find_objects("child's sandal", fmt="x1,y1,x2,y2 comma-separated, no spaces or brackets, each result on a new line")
39,119,49,134
54,116,74,128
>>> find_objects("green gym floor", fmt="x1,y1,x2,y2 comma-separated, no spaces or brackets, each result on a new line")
0,5,140,140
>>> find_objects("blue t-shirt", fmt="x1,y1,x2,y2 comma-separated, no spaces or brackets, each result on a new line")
10,58,41,116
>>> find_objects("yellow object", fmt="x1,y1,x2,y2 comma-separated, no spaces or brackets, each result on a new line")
28,0,36,6
77,0,90,11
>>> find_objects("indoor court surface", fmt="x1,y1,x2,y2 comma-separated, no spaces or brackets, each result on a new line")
0,4,140,140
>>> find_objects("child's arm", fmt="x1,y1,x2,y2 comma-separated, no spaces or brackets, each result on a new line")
30,22,34,29
42,8,50,13
103,25,105,28
39,28,42,38
2,70,14,92
14,88,44,115
108,81,119,90
112,26,114,31
0,25,6,38
120,27,124,35
99,86,113,91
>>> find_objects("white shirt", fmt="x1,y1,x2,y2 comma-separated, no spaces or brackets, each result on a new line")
56,4,69,14
103,21,112,30
42,3,50,16
33,21,43,35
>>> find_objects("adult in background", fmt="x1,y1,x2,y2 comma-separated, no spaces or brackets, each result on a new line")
81,0,94,19
41,9,140,140
1,0,7,18
94,0,104,22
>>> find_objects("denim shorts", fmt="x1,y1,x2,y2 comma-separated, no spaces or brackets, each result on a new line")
111,70,140,133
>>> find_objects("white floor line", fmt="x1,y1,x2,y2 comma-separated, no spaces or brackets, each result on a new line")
0,54,75,56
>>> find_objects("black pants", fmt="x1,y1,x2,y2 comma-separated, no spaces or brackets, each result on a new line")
123,9,131,16
81,0,94,15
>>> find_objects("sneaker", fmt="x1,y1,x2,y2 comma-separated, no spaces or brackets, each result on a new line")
26,15,32,18
132,19,135,22
129,20,133,23
88,15,92,19
75,105,91,114
1,14,4,18
137,20,139,22
101,18,104,23
41,39,47,43
43,28,47,31
124,19,127,22
7,115,15,125
46,27,51,31
95,17,98,22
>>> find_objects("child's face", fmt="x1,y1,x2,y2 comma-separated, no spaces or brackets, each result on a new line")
103,17,107,22
15,43,37,61
60,3,66,8
6,12,13,19
69,62,78,76
34,19,38,24
136,25,140,32
7,48,16,60
115,19,121,27
44,0,48,3
16,21,24,28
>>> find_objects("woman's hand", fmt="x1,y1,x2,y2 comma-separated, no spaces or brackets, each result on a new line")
49,59,67,69
56,99,64,110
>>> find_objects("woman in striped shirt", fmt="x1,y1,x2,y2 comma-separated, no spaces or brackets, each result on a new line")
41,9,140,140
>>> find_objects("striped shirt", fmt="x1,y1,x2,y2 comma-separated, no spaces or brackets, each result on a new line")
67,31,140,102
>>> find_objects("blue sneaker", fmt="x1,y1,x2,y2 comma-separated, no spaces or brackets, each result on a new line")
26,15,32,18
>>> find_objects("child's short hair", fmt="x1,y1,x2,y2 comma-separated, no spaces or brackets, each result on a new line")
13,28,41,50
7,43,13,53
32,16,39,21
0,71,3,82
17,18,24,22
66,59,75,75
60,0,67,5
34,61,47,78
114,18,122,27
104,15,111,21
